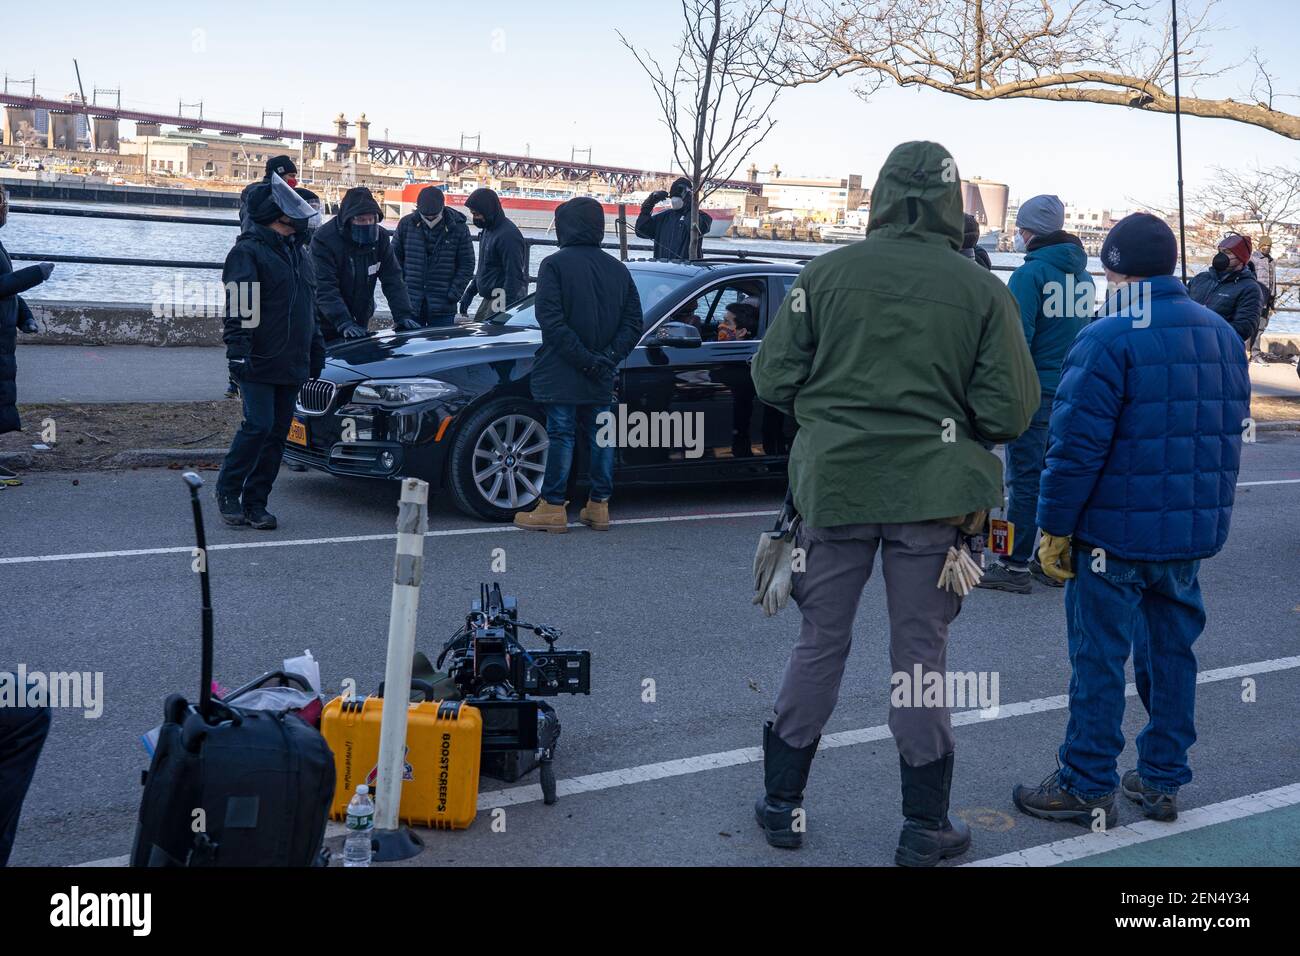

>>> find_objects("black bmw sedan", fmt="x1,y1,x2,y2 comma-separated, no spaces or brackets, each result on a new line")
283,259,800,521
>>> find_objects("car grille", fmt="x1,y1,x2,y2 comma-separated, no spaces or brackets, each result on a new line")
295,379,337,416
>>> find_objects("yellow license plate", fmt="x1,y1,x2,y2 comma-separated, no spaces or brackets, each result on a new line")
287,419,307,446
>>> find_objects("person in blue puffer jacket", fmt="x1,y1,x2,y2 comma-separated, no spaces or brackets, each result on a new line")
1012,213,1251,830
978,194,1094,593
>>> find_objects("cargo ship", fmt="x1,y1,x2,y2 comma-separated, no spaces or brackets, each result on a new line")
382,183,734,237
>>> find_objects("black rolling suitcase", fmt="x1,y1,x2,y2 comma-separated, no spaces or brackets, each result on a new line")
130,473,335,867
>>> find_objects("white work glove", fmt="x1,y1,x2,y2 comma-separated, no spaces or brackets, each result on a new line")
760,557,795,617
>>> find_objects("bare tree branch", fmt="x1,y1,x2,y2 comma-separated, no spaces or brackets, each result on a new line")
753,0,1300,139
624,0,785,256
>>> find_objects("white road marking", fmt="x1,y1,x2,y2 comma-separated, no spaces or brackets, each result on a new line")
12,476,1300,568
965,782,1300,867
1,510,780,566
472,655,1300,811
69,654,1300,867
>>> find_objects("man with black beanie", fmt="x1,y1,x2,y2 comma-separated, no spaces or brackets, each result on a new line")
393,186,475,329
217,176,324,530
312,186,415,342
1013,212,1250,829
238,154,299,231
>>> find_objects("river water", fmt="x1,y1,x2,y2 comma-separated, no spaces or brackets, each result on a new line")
4,198,1296,332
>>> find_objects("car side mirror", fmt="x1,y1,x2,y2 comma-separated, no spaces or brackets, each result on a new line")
649,321,703,349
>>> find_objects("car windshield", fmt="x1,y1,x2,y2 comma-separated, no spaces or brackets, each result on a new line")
489,268,694,329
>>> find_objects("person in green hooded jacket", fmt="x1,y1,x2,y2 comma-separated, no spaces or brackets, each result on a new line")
749,141,1039,866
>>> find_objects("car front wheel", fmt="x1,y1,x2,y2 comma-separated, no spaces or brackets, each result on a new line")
447,399,550,521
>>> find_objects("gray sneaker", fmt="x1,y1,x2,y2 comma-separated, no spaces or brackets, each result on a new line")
976,562,1032,594
1121,770,1178,821
1029,558,1065,589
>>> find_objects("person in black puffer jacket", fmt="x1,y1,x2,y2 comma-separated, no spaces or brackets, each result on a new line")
513,196,643,535
312,186,415,342
0,185,55,476
1188,233,1262,344
393,187,475,328
458,188,528,320
217,179,324,530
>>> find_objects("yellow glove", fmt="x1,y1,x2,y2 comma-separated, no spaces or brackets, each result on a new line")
1038,533,1075,582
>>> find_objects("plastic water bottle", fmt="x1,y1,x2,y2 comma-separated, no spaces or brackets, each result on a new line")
343,784,374,867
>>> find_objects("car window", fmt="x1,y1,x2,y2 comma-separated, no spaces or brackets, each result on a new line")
491,271,690,331
668,279,765,342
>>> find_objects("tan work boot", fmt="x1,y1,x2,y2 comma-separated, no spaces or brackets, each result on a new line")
579,498,610,531
513,500,568,533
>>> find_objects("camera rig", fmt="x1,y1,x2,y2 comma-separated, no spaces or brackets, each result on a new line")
435,584,591,804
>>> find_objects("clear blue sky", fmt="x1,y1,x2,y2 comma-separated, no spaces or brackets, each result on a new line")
5,0,1298,208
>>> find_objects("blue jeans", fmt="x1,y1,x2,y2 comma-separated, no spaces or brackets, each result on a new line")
217,380,298,510
539,403,614,504
1004,396,1051,568
1057,549,1205,799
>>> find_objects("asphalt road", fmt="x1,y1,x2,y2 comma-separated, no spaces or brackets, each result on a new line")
2,435,1298,867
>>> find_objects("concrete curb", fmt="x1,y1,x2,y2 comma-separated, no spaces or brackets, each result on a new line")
109,448,229,467
1259,420,1300,432
0,451,35,468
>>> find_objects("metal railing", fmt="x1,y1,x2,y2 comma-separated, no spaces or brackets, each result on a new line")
7,202,1298,310
4,202,814,279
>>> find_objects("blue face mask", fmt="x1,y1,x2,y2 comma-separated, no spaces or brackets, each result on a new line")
350,222,380,246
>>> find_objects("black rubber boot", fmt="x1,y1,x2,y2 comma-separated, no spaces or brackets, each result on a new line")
753,721,818,849
895,752,972,867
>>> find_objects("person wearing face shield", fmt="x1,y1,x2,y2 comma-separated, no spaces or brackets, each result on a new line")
216,176,324,530
238,155,299,232
0,185,56,480
294,186,324,245
634,176,713,261
458,187,528,321
311,186,415,342
1188,233,1262,345
393,186,475,329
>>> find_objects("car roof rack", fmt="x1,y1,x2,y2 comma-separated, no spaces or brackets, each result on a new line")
690,255,776,265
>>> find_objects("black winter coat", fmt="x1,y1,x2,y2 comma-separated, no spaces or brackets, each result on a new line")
530,197,643,405
311,191,414,340
461,190,528,313
634,203,712,261
222,226,324,385
392,208,475,315
0,239,47,435
1188,266,1262,342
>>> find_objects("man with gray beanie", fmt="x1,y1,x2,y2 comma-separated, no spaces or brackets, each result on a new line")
978,194,1093,594
1013,212,1249,827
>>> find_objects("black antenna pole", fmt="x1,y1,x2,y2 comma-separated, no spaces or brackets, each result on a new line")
1172,0,1188,283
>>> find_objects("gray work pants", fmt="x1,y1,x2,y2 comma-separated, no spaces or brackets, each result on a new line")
772,521,963,767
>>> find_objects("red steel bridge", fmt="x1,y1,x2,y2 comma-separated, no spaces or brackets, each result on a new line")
0,92,760,194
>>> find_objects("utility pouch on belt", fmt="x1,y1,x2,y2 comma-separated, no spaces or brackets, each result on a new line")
322,690,482,830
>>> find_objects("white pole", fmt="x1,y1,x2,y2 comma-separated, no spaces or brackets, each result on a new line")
373,477,428,833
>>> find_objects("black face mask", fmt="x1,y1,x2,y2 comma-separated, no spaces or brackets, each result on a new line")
472,215,486,229
1212,252,1231,273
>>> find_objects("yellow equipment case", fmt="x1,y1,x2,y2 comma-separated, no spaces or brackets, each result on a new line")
322,695,482,830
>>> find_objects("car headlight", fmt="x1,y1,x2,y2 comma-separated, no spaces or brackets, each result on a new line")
351,378,459,406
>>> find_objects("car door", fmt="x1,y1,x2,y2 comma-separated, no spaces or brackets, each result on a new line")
618,276,767,471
